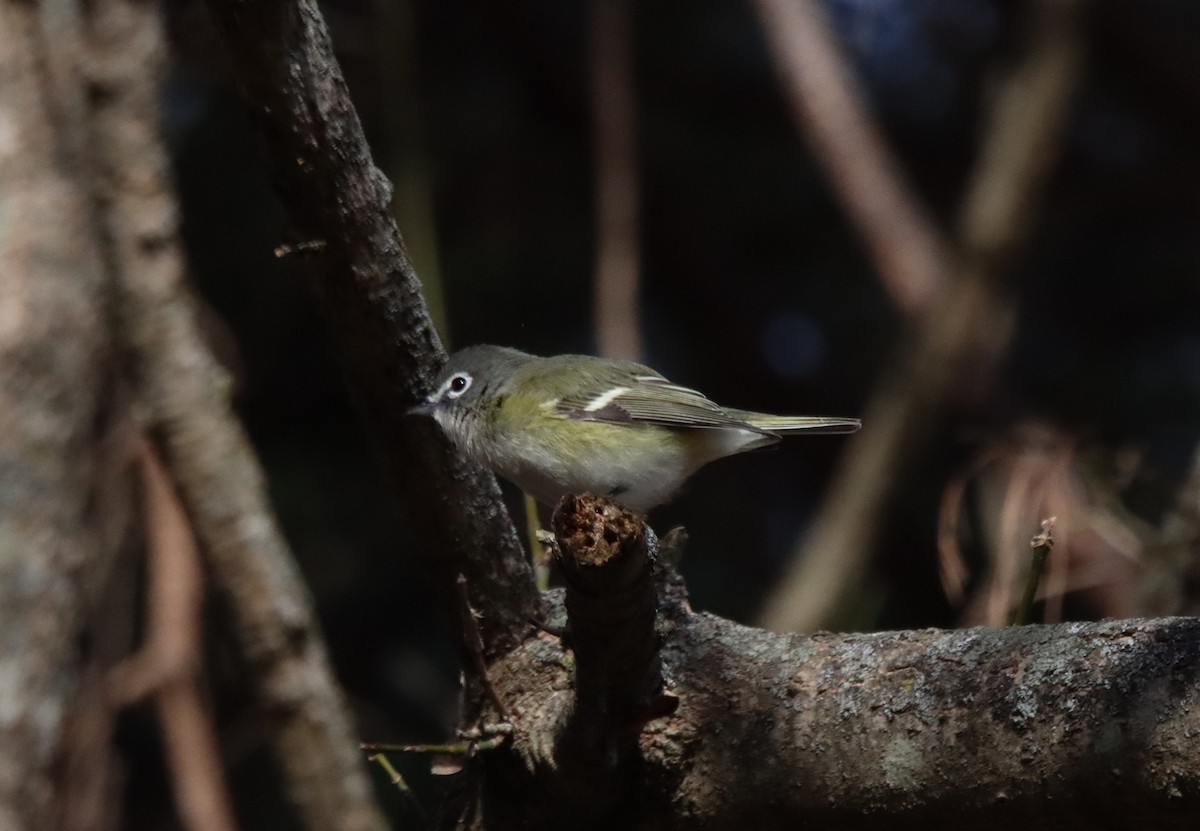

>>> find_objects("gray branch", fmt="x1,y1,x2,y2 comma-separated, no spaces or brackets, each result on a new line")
201,0,540,663
0,2,119,826
490,505,1200,827
88,0,384,827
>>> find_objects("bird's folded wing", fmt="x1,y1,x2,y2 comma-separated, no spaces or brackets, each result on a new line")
554,376,771,433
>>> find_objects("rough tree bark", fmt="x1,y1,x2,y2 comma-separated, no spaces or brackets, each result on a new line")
485,497,1200,829
202,0,541,669
197,0,1200,828
90,0,385,827
5,0,392,827
0,2,120,827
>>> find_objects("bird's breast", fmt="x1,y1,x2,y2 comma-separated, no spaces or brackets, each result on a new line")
485,411,770,510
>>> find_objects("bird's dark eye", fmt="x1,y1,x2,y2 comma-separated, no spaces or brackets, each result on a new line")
445,372,472,398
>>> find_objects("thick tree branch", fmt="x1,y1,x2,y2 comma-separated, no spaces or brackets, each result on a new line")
481,494,1200,826
491,598,1200,828
202,0,540,661
0,2,115,826
88,0,384,828
550,496,670,814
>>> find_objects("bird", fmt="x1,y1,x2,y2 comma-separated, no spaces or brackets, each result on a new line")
409,345,860,511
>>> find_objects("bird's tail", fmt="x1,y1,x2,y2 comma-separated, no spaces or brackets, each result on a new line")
734,412,861,435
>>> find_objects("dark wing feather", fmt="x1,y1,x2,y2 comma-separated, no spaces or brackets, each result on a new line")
555,374,772,434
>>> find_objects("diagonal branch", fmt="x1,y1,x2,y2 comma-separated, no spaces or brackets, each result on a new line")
201,0,540,663
88,0,385,827
751,0,952,315
108,441,237,831
759,0,1086,632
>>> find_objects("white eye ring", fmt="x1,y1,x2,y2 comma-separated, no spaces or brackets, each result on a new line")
445,372,473,399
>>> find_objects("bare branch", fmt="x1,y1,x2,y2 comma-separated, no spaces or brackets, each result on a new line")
489,605,1200,827
751,0,952,315
760,0,1086,633
201,0,541,662
0,1,114,825
87,0,385,827
591,0,643,361
108,442,237,831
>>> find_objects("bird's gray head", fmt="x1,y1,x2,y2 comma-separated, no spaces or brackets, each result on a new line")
410,345,535,452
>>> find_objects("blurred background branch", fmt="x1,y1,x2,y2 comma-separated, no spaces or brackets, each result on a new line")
760,0,1086,632
107,443,237,831
92,0,385,827
371,0,450,343
750,0,951,316
591,0,643,361
0,1,115,825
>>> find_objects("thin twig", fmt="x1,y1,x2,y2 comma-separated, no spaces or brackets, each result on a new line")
360,730,511,757
274,239,328,258
365,754,425,821
367,753,411,792
1013,517,1057,626
591,0,642,360
108,441,238,831
525,492,551,591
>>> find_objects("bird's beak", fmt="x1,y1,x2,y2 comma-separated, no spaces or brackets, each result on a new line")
407,401,436,417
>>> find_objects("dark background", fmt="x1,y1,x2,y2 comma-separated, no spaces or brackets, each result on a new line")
149,0,1200,824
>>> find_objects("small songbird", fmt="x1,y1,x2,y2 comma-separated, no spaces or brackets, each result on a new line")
410,345,860,511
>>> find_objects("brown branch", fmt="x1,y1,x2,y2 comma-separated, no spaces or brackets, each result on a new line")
0,1,115,825
486,600,1200,827
591,0,643,361
87,0,385,828
751,0,952,315
201,0,540,664
549,496,670,815
1012,516,1056,625
759,0,1086,633
108,441,237,831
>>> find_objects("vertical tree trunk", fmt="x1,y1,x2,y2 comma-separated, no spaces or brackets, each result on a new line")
0,1,118,826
